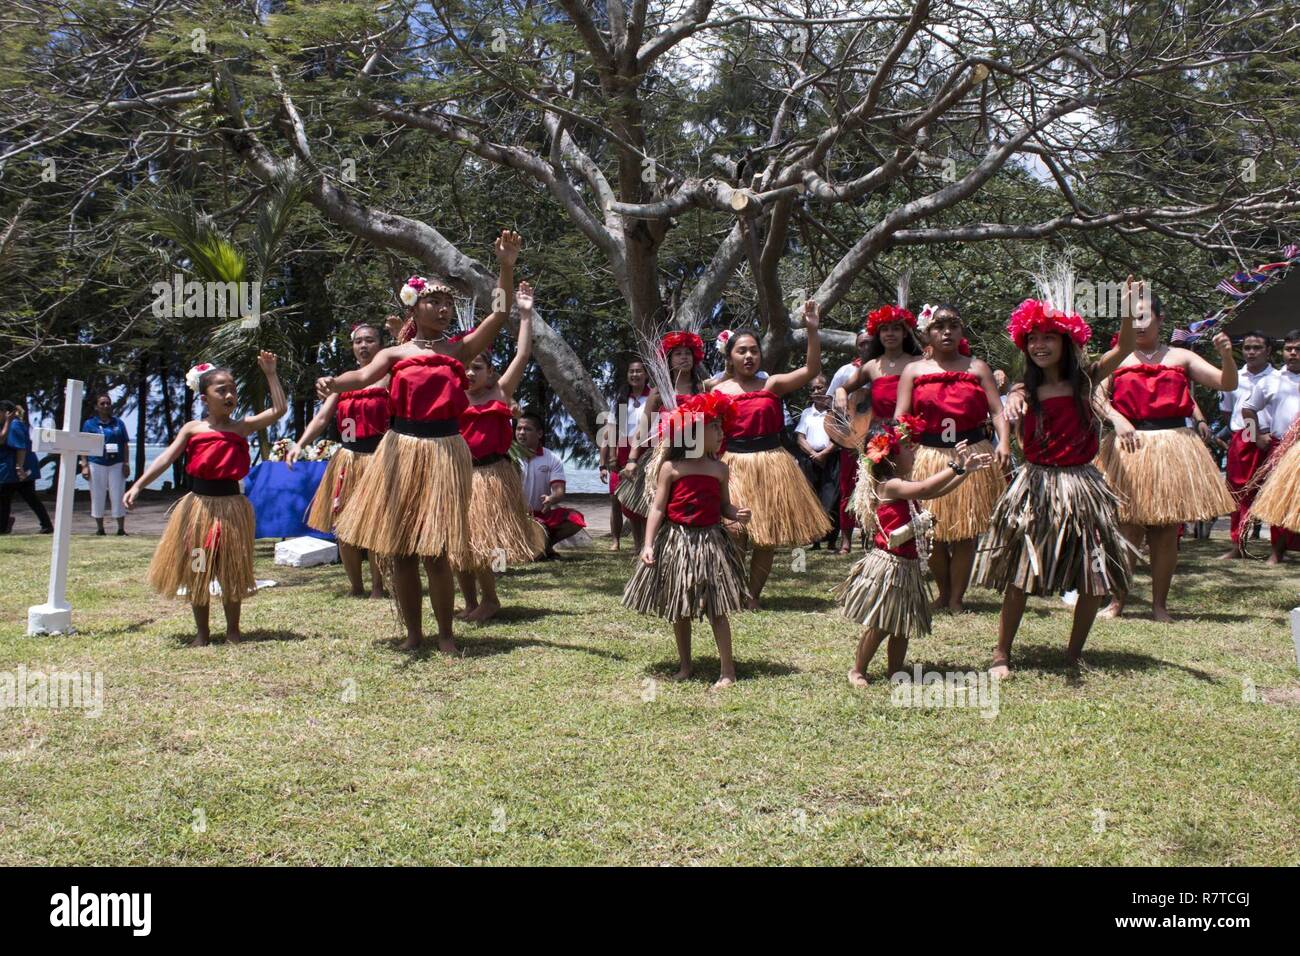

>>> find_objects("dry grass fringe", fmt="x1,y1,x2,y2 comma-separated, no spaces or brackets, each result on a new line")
834,548,932,641
723,447,833,548
148,492,256,606
467,456,546,567
304,447,372,533
1096,428,1234,524
623,522,749,621
910,440,1004,541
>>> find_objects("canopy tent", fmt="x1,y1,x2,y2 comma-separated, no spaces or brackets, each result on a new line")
1222,265,1300,338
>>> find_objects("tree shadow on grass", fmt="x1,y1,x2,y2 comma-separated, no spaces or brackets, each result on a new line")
386,633,629,663
920,644,1216,682
759,593,837,613
646,656,799,682
163,628,308,647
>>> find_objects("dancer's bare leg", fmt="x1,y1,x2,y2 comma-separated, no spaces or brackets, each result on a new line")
671,619,691,680
392,555,424,650
928,543,952,609
609,496,623,550
747,547,775,608
991,584,1027,678
422,555,458,653
339,542,366,596
1101,523,1143,618
222,599,242,644
190,603,211,647
1066,593,1106,665
465,569,500,622
709,615,736,688
367,551,386,598
1147,524,1178,622
455,569,478,619
849,627,885,686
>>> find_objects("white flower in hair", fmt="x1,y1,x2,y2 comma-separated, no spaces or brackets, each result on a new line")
399,285,419,306
917,304,936,333
186,363,215,392
715,329,732,354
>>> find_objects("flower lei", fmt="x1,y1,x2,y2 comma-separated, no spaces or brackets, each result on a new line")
1006,298,1092,351
660,330,705,364
866,304,916,335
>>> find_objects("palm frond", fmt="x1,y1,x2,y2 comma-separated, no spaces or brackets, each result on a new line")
251,159,307,280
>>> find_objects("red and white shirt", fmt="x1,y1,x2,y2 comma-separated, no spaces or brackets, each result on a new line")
520,446,566,511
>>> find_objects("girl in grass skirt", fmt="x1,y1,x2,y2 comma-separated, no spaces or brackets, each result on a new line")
623,392,752,688
978,269,1142,676
712,300,833,607
456,280,546,622
1094,292,1237,622
291,322,390,598
125,352,287,646
893,304,1012,613
837,418,992,687
319,229,523,653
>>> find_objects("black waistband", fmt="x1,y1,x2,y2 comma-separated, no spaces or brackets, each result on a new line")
915,427,987,449
473,452,509,468
341,434,383,454
726,433,782,454
390,417,460,438
1133,417,1187,432
190,477,241,497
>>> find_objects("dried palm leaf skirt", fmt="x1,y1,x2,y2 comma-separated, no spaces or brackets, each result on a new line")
148,492,256,606
723,447,833,548
909,440,1004,541
1250,440,1300,533
973,462,1134,597
623,522,750,622
834,548,932,641
1096,428,1233,525
333,430,472,566
467,455,546,568
304,447,373,534
614,450,651,518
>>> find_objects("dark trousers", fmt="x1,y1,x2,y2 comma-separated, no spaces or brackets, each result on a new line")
797,450,842,543
0,480,53,532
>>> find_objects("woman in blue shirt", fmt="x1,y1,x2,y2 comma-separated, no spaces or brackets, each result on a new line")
0,400,54,534
78,392,131,535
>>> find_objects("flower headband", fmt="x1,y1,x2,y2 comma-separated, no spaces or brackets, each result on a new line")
399,275,455,307
661,330,705,364
658,391,738,444
185,362,216,392
1006,298,1092,351
866,304,916,335
864,414,925,464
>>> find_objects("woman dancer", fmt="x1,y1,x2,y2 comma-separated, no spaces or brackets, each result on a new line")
292,323,390,598
976,270,1138,676
893,304,1011,612
1095,293,1236,621
318,230,522,652
457,281,546,621
600,359,649,551
125,353,287,645
623,392,751,687
712,301,832,606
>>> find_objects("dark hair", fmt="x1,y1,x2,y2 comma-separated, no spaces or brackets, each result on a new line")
0,400,16,414
1150,293,1164,319
198,366,233,394
615,358,647,405
725,328,762,362
865,324,923,361
930,303,962,325
1283,328,1300,345
351,323,380,337
94,391,113,403
1241,330,1270,347
1021,332,1096,454
518,411,544,431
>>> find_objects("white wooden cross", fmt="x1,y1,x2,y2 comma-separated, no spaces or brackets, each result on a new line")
27,379,103,635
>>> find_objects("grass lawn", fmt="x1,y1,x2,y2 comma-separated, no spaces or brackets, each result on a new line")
0,532,1296,865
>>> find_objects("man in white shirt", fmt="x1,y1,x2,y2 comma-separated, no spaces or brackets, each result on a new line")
827,330,873,407
1242,330,1300,563
1218,331,1276,559
517,412,586,558
794,375,840,548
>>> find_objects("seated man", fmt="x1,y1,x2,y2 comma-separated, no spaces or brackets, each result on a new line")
516,412,585,558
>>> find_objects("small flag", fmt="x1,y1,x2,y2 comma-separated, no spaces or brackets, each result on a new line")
1283,244,1298,259
1189,316,1220,334
1171,327,1200,344
1216,278,1247,299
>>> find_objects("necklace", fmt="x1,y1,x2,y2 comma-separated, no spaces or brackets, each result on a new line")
411,333,450,349
1134,345,1163,364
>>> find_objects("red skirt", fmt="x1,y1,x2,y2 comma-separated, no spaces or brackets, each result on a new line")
533,507,587,531
1226,429,1267,490
837,449,858,531
608,443,631,494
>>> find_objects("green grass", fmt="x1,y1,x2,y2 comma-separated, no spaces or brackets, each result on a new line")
0,533,1296,865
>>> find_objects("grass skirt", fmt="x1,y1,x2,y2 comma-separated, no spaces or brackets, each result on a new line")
467,456,546,568
148,492,256,606
723,447,833,548
623,522,749,621
1096,428,1233,525
834,548,931,641
614,450,651,518
972,463,1134,597
333,430,472,566
909,439,1004,541
1250,440,1300,532
304,448,372,534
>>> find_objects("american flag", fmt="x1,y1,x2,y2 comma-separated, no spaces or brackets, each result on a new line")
1171,327,1201,344
1284,243,1299,259
1216,278,1247,299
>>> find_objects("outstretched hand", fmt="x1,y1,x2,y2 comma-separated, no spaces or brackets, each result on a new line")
257,350,279,375
495,229,523,266
801,298,820,332
516,280,534,314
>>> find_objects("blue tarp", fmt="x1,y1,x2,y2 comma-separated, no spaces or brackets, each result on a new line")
246,461,333,540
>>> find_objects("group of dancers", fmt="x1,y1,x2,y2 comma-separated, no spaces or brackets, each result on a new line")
121,234,1300,690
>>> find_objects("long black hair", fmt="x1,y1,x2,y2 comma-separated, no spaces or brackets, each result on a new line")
614,357,648,405
1021,334,1097,454
864,325,923,362
724,328,763,364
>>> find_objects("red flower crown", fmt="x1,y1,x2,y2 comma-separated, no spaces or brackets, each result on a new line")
864,414,925,463
866,304,917,335
660,330,705,364
657,391,737,444
1007,298,1092,351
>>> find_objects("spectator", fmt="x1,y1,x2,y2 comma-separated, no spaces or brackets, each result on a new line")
794,374,841,549
79,391,131,536
0,401,54,534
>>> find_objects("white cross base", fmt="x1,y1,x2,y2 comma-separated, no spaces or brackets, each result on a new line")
1290,607,1300,669
26,379,103,636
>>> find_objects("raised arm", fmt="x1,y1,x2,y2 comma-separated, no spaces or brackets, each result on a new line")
240,351,289,434
455,229,521,363
1096,278,1140,382
885,443,993,501
766,300,823,395
124,422,196,509
497,281,535,399
1184,332,1237,392
287,392,339,467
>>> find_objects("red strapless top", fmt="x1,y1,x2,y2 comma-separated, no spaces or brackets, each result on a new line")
1022,395,1099,467
460,400,513,458
1109,364,1194,420
874,498,917,559
911,371,989,434
725,389,783,439
388,353,469,421
665,473,722,527
185,430,250,481
336,386,391,440
871,375,900,420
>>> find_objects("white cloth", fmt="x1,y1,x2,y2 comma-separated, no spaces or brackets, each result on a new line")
89,461,126,518
619,393,648,441
520,446,566,511
795,405,832,452
829,361,860,397
1245,368,1300,436
1221,365,1276,432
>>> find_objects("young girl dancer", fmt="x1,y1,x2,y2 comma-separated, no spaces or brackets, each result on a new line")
292,322,390,598
1095,293,1236,621
975,270,1138,677
838,420,992,686
623,392,752,688
713,302,832,607
317,229,522,652
893,304,1011,612
457,281,546,622
124,352,287,646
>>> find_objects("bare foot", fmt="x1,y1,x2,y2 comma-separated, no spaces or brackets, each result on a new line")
847,669,869,688
1266,554,1283,565
744,596,761,611
669,667,692,682
400,635,422,651
1099,601,1124,619
711,674,736,690
348,587,367,597
225,631,242,645
949,601,967,614
608,541,621,551
435,635,459,655
1218,548,1242,560
931,595,951,611
189,633,210,648
465,601,500,623
989,660,1011,680
454,606,476,621
1151,606,1174,623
